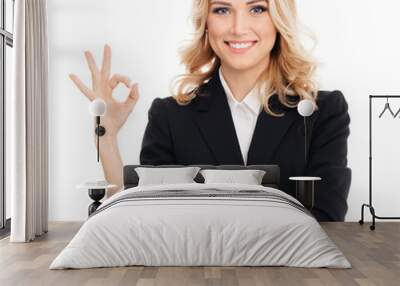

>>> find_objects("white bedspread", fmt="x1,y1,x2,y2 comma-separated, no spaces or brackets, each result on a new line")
49,183,351,269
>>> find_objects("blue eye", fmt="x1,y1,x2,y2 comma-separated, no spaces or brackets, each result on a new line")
211,6,268,15
212,7,229,15
251,6,268,14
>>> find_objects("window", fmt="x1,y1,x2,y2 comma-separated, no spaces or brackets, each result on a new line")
0,0,14,237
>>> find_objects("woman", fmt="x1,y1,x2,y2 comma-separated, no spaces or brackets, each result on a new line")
69,0,351,221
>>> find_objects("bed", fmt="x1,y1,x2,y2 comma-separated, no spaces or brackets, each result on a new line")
49,164,351,269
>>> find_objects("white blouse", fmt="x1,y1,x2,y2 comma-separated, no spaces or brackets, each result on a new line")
218,67,265,165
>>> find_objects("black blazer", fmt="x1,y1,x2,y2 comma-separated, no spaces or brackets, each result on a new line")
139,69,351,222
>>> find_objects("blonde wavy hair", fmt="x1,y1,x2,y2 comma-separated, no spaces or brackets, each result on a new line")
170,0,319,117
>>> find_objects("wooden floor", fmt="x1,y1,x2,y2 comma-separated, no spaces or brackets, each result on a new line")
0,221,399,286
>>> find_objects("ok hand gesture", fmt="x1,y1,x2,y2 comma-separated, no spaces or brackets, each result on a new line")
69,44,140,138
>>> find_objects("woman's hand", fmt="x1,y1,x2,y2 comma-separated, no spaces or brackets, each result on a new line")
69,44,140,138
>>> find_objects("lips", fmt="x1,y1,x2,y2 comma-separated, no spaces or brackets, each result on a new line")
224,40,258,54
225,40,257,45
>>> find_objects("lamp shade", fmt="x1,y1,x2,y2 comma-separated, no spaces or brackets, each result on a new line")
89,98,107,116
297,99,315,117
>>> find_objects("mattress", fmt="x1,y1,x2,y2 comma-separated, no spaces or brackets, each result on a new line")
49,183,351,269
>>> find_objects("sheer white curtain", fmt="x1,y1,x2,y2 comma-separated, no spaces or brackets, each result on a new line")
9,0,49,242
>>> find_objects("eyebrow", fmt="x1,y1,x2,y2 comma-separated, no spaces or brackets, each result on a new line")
210,0,267,6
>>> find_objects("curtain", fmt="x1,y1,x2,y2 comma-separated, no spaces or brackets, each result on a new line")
9,0,49,242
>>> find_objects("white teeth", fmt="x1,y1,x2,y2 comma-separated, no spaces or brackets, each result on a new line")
229,42,254,49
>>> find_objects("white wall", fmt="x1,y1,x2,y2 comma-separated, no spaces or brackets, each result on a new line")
47,0,400,221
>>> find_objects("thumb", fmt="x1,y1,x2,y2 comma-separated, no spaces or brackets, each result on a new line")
124,83,139,111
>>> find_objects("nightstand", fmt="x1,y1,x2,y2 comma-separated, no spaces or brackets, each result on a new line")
289,176,322,210
77,180,117,216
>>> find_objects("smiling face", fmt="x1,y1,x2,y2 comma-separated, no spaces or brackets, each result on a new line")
206,0,278,73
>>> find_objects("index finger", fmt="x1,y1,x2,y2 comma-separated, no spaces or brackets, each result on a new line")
101,44,111,78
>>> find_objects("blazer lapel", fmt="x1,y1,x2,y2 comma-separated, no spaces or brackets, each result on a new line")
192,70,244,165
247,96,299,164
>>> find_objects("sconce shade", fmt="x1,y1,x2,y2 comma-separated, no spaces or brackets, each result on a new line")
297,99,315,117
89,98,107,116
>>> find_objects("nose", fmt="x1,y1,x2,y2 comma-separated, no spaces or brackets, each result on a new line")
231,11,249,36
